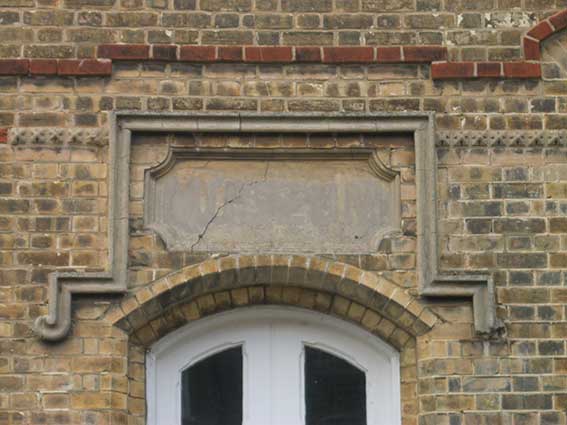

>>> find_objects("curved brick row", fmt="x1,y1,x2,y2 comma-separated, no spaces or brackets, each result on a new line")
104,255,438,349
523,8,567,60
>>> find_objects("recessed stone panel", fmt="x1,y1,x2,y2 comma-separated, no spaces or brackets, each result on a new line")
144,148,400,254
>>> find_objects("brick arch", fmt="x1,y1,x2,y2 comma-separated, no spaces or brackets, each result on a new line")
523,9,567,60
105,255,438,350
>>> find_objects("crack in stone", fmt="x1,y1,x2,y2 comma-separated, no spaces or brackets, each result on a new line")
189,162,271,252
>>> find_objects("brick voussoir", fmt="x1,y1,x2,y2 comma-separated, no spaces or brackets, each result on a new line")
523,37,541,61
527,20,554,40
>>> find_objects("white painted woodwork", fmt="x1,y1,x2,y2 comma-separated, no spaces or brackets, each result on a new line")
147,306,401,425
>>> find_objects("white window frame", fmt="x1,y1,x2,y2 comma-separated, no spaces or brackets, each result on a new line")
146,306,401,425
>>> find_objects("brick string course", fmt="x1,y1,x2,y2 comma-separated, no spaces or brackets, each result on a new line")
1,9,567,79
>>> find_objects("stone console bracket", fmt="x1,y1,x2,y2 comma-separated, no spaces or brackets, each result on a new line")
32,113,499,341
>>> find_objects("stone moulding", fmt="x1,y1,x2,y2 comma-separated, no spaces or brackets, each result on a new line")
33,113,499,341
143,147,401,253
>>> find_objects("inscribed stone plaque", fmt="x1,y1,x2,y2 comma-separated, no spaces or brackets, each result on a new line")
144,149,400,254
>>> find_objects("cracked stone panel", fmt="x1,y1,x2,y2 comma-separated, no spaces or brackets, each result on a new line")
145,154,401,254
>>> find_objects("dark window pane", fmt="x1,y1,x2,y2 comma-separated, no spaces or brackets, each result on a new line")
305,346,366,425
181,346,242,425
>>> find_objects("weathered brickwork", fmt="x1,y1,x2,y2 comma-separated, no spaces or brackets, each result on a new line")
2,1,567,425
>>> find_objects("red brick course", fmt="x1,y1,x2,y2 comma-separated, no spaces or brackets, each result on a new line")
0,59,111,77
322,47,374,63
0,3,565,85
245,46,293,63
58,59,112,76
179,46,216,62
0,60,29,75
432,61,541,79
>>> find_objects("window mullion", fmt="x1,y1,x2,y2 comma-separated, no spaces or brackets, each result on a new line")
270,321,304,425
244,322,272,425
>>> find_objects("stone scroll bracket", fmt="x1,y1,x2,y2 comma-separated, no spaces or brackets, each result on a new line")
32,113,499,341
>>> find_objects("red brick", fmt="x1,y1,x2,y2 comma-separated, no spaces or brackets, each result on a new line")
29,59,57,76
0,128,7,144
523,38,540,61
152,45,178,61
527,21,554,41
550,9,567,31
179,46,216,62
403,46,447,63
295,47,321,62
98,44,150,60
217,46,243,62
0,59,29,75
477,62,502,78
58,59,112,76
431,62,475,79
245,46,293,63
322,47,374,63
376,47,402,63
503,62,542,78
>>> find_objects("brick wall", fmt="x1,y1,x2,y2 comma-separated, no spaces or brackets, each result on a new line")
1,1,567,424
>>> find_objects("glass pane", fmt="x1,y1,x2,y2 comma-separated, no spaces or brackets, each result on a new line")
305,346,367,425
181,346,243,425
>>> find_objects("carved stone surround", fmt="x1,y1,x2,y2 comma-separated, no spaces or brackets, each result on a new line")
144,148,401,254
32,113,499,341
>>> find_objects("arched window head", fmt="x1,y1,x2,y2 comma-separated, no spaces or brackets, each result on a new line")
147,307,401,425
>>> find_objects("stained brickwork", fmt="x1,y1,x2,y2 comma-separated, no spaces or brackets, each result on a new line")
2,1,567,425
